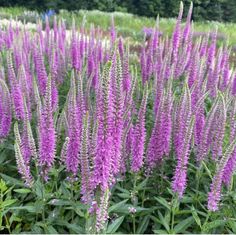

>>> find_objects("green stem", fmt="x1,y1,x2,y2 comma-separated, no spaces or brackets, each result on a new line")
42,207,45,222
132,173,138,234
160,164,165,193
171,196,177,233
171,210,175,233
132,215,136,234
196,163,202,193
4,215,11,234
141,188,146,207
71,183,75,221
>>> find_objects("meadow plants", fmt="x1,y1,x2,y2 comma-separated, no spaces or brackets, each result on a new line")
1,2,236,234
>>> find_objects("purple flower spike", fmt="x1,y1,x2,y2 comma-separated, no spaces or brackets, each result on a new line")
208,139,236,211
92,62,113,191
172,116,195,198
38,75,56,180
65,72,80,177
131,84,148,172
0,79,12,138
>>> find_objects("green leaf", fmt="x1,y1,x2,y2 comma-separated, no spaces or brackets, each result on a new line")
228,221,236,233
117,193,130,199
67,223,84,233
48,199,71,206
0,179,7,192
181,196,194,203
0,174,24,187
134,206,150,213
9,214,21,224
1,199,17,208
34,180,44,199
202,161,212,180
0,212,2,228
202,220,226,232
59,182,71,197
32,224,43,234
174,216,194,233
136,178,148,191
106,216,125,234
191,206,201,228
108,199,128,213
10,206,36,213
155,197,171,210
158,211,170,232
14,188,31,194
136,215,150,234
153,229,168,234
115,185,130,194
45,225,58,234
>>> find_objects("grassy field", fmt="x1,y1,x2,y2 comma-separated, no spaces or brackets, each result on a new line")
1,7,236,47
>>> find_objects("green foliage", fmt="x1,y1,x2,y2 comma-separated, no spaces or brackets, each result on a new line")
1,107,236,233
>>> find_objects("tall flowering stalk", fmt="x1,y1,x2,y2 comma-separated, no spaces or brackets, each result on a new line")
222,149,236,187
222,98,236,186
95,189,110,233
197,95,220,162
14,122,34,187
172,115,195,198
7,52,25,120
65,72,80,178
122,54,131,93
208,139,236,211
80,112,91,203
50,48,59,111
147,78,173,169
182,1,193,44
207,27,218,67
210,94,226,160
111,53,124,176
18,64,31,119
92,61,113,191
174,83,192,161
172,1,183,66
33,41,48,95
172,84,194,197
21,98,36,165
0,79,12,139
38,75,56,180
131,84,148,172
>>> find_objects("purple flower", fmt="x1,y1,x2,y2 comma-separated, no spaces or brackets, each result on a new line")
33,42,48,95
110,54,124,176
65,73,81,177
92,62,113,191
172,1,183,65
147,81,172,169
174,84,192,161
131,84,148,172
80,113,92,203
208,139,236,211
222,149,236,186
14,122,34,187
7,53,24,120
197,96,221,162
0,79,12,138
38,76,56,180
172,116,195,197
